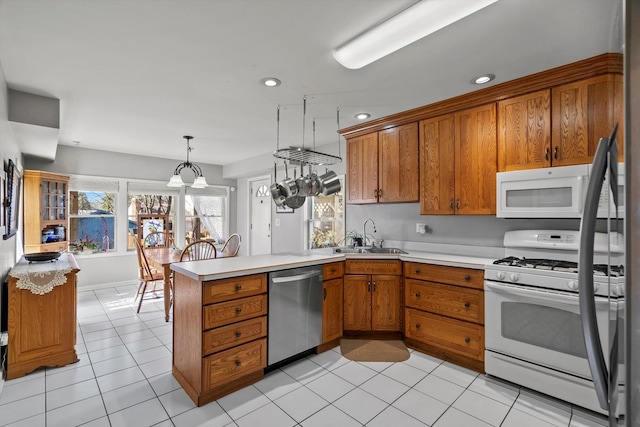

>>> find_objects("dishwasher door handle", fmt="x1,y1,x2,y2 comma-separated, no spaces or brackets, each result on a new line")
270,270,322,283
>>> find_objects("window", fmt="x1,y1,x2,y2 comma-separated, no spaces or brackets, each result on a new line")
308,176,345,249
127,182,177,250
68,177,119,255
185,187,229,246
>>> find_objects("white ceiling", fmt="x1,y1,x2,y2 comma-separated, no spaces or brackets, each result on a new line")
0,0,622,170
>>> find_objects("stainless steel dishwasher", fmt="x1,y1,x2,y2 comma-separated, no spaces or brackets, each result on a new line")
268,266,323,366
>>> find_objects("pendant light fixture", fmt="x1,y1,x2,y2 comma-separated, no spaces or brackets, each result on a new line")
167,135,209,188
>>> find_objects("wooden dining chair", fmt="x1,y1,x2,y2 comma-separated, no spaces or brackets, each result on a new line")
143,231,174,248
221,233,241,257
180,240,217,261
133,237,165,313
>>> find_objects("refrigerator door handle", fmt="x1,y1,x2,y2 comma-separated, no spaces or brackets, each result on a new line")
579,134,615,412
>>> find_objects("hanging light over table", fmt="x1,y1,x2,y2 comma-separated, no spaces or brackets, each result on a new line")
167,135,209,188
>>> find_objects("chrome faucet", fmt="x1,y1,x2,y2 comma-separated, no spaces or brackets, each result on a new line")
363,218,377,247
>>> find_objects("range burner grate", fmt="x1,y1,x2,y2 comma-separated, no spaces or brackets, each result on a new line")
492,256,624,276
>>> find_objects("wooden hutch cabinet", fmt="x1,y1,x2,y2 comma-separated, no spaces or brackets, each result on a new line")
23,170,70,254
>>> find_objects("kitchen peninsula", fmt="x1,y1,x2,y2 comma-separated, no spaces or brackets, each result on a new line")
170,249,494,406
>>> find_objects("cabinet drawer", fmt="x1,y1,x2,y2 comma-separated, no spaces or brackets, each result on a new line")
203,295,267,330
203,274,267,305
405,308,484,361
404,262,483,289
203,338,266,390
323,262,344,281
345,260,401,275
42,242,68,253
203,316,267,356
405,279,484,324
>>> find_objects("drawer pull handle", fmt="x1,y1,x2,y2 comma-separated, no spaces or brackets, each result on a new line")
415,269,421,274
330,268,336,273
449,198,454,209
373,281,377,292
367,281,371,292
235,284,242,291
463,275,470,281
554,146,558,160
378,189,383,197
235,359,242,367
464,302,470,308
415,292,421,298
415,323,421,329
545,147,550,160
236,308,242,314
464,337,471,344
456,198,460,210
235,331,242,338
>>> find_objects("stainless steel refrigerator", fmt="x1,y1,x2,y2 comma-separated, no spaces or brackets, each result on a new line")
579,2,640,426
625,1,640,425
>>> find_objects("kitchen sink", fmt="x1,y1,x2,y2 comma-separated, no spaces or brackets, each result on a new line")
332,247,407,254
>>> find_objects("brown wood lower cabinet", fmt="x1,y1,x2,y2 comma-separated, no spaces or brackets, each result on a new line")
344,260,402,332
403,262,485,372
322,262,344,343
173,272,268,406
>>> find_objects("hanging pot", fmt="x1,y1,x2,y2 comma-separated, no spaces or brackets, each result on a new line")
285,167,306,209
270,163,286,206
279,161,298,198
307,164,321,196
296,162,311,196
319,170,341,196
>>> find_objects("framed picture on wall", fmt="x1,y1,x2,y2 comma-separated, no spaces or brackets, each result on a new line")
137,214,167,243
3,159,21,240
0,168,5,236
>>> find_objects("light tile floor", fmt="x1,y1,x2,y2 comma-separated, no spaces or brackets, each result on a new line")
0,284,612,427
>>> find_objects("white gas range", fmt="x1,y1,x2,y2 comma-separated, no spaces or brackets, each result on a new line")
484,229,624,417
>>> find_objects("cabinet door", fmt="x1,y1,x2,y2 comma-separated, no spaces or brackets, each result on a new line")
552,74,624,166
323,278,343,342
498,90,551,171
378,123,419,203
455,103,497,215
371,275,401,331
420,114,455,215
346,133,379,204
343,275,371,330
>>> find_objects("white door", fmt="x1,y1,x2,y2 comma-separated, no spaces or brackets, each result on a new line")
249,177,272,255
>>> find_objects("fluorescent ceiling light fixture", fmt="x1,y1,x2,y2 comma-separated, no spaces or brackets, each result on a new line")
355,112,371,120
474,73,495,84
333,0,499,69
262,77,281,87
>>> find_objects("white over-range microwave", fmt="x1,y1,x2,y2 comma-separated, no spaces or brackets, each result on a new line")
496,163,624,218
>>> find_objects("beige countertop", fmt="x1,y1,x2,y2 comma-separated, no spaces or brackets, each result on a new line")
170,249,495,282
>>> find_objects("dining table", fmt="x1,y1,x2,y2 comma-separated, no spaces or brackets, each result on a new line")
144,246,229,321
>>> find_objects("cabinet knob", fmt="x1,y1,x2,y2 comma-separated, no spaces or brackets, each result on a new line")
330,268,336,273
464,337,471,344
235,284,242,291
545,147,550,160
235,359,242,367
415,269,421,274
235,307,242,314
463,275,470,281
235,331,242,338
553,146,559,160
464,302,470,308
450,198,454,209
415,323,421,329
415,292,421,298
456,198,460,210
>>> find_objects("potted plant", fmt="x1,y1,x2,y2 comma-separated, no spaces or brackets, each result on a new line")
69,235,100,254
343,230,364,247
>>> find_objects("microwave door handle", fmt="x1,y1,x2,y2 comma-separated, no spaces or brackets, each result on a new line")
579,136,611,412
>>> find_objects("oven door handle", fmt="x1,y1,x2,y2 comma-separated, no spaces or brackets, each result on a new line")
485,281,612,308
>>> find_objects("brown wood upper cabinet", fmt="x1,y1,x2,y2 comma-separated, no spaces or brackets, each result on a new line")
347,122,419,204
420,103,497,215
498,89,552,171
551,74,623,166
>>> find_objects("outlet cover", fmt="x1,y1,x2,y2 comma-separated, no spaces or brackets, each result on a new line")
416,223,426,234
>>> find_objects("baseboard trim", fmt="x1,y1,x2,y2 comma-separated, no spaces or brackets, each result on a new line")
77,280,138,291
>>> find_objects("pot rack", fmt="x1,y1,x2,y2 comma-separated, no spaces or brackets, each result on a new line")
272,97,343,166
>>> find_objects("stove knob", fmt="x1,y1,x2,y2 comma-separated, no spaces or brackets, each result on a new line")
495,271,505,281
509,273,519,282
567,280,579,291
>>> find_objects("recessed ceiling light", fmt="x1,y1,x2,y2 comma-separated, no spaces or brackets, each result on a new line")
474,74,495,85
261,77,281,87
355,113,371,120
